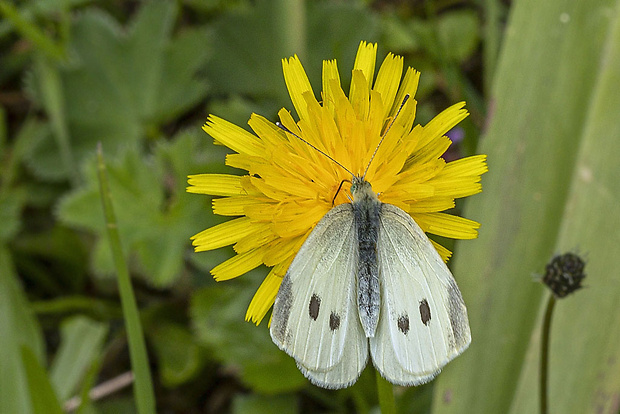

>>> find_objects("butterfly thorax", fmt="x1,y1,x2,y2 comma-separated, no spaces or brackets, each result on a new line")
351,177,381,338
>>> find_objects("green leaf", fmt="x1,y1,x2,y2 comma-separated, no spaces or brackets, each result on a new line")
0,247,45,414
0,0,89,38
73,355,103,414
0,191,24,242
3,115,50,188
206,0,378,101
21,346,64,414
154,26,211,121
190,277,308,394
13,225,90,294
231,394,297,414
49,316,108,401
148,322,205,387
26,1,209,181
435,10,480,62
33,55,79,185
0,106,5,155
381,14,422,53
433,0,620,413
93,396,137,414
57,130,220,286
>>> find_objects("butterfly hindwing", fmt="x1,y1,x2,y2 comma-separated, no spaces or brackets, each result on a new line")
370,204,471,385
270,204,368,388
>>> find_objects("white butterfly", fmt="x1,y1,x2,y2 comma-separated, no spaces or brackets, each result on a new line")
269,101,471,389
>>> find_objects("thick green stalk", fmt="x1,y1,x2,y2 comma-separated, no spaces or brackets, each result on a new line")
376,370,396,414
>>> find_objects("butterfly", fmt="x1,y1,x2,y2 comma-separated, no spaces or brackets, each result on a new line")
269,98,471,389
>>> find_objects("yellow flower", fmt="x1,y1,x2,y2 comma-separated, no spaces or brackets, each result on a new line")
188,41,487,325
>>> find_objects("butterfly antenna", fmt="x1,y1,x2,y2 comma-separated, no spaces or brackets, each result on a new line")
275,122,355,177
362,94,410,179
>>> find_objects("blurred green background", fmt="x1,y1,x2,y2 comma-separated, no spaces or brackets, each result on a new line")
1,0,619,413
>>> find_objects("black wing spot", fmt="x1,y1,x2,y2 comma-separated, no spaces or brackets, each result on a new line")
329,312,341,331
397,314,410,335
309,294,321,320
420,299,431,326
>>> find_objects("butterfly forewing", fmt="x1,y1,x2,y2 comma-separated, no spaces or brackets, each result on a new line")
370,204,471,385
270,204,368,386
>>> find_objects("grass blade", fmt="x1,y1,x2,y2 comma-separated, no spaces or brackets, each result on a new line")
96,144,156,414
433,0,620,412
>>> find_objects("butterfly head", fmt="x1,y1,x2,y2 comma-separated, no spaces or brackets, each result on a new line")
350,176,378,204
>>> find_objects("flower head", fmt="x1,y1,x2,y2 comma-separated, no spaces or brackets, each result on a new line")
188,41,487,325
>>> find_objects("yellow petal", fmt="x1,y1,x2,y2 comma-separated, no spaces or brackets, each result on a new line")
430,239,452,263
367,90,386,146
203,115,264,157
418,102,468,149
382,182,436,203
248,176,295,201
211,247,265,281
263,234,306,266
351,41,377,94
212,196,270,216
272,203,330,238
392,68,420,119
282,55,314,121
373,52,403,121
439,154,489,178
350,70,370,121
234,223,278,254
322,59,341,115
245,269,282,325
225,153,266,172
248,113,288,149
407,135,452,166
413,212,480,239
187,174,244,196
406,197,455,213
430,177,483,199
191,217,253,251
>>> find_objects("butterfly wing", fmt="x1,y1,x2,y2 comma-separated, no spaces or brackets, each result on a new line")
270,204,368,389
370,204,471,385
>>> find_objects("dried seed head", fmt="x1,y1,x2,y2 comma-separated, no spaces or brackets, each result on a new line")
542,253,586,298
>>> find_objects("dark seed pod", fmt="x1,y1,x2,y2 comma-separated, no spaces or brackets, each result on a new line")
542,253,586,298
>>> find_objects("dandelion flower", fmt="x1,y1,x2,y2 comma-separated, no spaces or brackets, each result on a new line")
188,41,488,325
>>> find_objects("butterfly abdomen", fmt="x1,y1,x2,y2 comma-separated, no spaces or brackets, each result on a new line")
352,178,381,338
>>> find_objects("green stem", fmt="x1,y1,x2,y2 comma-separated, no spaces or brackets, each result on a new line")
0,1,65,60
97,144,156,414
35,55,80,187
31,295,122,319
376,369,396,414
274,0,306,59
540,294,556,414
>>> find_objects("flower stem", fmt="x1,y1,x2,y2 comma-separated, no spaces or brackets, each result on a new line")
540,294,556,414
376,369,396,414
274,0,306,59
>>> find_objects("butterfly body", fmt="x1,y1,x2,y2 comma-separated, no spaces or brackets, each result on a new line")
351,178,381,338
270,176,471,389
